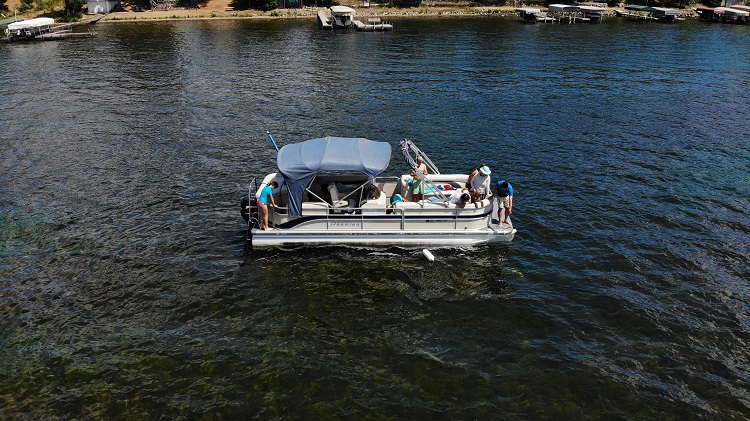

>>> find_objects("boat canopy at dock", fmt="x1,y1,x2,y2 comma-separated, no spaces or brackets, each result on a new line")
548,4,578,13
7,17,54,31
277,137,392,217
716,7,750,16
330,5,355,16
625,5,679,16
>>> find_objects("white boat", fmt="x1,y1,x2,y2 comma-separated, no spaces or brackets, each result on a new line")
318,6,393,31
714,7,750,23
549,4,578,14
577,5,606,21
329,6,356,28
241,137,516,249
5,17,54,40
353,17,394,31
516,7,555,23
617,5,681,22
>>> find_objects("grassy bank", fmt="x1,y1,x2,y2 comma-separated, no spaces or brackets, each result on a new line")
3,0,699,23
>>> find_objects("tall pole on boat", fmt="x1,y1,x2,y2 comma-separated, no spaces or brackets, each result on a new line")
266,130,279,152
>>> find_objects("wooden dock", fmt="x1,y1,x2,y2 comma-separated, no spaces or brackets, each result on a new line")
318,8,392,30
36,30,96,40
317,9,332,29
352,18,393,31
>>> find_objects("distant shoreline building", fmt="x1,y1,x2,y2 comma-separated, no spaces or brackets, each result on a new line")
87,0,120,14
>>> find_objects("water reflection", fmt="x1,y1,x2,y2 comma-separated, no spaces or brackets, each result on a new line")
1,17,749,419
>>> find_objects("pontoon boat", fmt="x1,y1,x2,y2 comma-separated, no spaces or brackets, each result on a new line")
240,137,516,249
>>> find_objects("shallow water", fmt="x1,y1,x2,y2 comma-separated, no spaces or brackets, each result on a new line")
1,17,749,419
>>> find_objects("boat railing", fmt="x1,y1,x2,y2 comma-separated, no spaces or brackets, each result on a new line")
267,198,489,231
246,177,259,230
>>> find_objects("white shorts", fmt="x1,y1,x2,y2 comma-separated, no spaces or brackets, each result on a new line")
497,196,511,209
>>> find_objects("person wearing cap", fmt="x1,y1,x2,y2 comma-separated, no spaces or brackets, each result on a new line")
466,164,487,189
470,165,492,199
494,180,513,225
410,155,428,202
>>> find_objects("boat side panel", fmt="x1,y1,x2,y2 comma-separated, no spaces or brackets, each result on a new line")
250,229,516,248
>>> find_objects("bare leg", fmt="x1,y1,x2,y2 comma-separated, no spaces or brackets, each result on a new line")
259,204,267,230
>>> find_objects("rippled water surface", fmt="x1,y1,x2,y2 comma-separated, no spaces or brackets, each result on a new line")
1,17,749,419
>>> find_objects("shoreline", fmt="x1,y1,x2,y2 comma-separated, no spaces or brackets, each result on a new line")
97,5,524,22
3,0,700,24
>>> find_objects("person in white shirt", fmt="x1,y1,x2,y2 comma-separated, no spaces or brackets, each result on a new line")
469,165,492,199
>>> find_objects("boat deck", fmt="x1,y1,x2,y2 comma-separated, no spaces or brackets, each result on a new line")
317,9,332,28
353,18,393,31
36,30,96,40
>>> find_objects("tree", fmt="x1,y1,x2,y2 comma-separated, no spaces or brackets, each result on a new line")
18,0,34,12
0,0,8,13
389,0,421,6
64,0,86,19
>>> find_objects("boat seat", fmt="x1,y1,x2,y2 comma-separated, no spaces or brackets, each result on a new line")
301,202,330,215
392,202,456,216
360,191,388,214
327,182,349,209
466,198,491,209
392,199,491,212
398,174,470,199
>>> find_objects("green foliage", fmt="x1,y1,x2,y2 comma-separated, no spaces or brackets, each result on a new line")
236,0,277,10
261,0,278,9
36,0,61,12
18,0,35,12
63,0,85,19
0,0,8,13
388,0,421,7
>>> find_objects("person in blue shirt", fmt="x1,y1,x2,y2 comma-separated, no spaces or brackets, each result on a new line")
494,180,513,225
258,181,278,230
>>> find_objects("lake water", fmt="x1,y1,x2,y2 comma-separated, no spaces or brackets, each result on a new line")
1,16,749,419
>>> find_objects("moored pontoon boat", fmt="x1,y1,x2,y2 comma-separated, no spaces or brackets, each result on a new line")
516,7,555,23
240,137,516,249
5,17,54,40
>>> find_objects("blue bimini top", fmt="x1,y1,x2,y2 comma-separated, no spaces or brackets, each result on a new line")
277,136,392,217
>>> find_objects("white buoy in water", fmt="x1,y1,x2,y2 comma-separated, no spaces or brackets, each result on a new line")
422,249,435,261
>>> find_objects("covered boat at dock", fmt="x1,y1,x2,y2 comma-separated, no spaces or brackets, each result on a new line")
241,137,516,249
318,6,392,31
318,6,356,29
516,7,555,23
548,4,606,23
5,17,54,40
695,6,750,23
616,5,682,22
